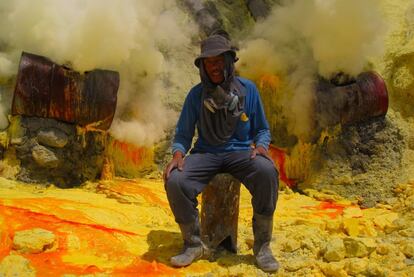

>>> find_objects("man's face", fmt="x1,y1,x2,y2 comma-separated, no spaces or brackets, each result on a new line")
203,55,225,84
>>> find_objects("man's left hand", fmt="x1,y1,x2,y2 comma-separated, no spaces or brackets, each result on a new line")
250,145,271,160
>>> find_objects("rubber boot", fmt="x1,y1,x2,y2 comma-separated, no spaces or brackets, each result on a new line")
171,218,206,267
253,213,280,272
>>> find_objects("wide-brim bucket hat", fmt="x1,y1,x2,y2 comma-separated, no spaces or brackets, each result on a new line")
194,34,238,67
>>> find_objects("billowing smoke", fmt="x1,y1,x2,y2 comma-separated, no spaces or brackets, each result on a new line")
238,0,386,141
0,0,198,145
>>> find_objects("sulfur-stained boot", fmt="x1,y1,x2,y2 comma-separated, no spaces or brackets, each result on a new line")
253,213,280,272
171,218,207,267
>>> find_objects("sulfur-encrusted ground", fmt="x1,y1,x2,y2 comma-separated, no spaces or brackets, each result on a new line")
0,176,413,276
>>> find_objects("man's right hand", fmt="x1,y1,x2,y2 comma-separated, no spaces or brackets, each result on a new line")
163,151,185,184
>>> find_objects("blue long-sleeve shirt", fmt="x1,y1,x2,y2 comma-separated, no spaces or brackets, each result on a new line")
172,77,271,154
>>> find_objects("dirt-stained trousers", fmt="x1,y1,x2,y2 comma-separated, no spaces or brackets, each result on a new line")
165,151,279,224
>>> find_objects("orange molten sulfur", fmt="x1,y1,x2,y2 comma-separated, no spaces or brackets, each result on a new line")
0,200,178,276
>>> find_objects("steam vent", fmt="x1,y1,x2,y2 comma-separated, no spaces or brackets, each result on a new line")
8,52,119,187
0,0,414,276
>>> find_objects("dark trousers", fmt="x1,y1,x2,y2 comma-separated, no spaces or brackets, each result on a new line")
165,151,279,224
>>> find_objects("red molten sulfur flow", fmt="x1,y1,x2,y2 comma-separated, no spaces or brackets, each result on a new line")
268,145,296,188
302,201,348,219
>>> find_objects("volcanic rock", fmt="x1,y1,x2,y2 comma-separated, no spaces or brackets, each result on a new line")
13,228,56,254
37,128,68,148
7,116,106,187
376,242,395,255
344,257,369,275
343,237,376,258
320,261,347,277
324,238,346,262
284,257,311,272
31,145,59,168
399,226,414,238
246,0,270,20
366,262,384,276
343,218,360,237
282,237,301,252
326,219,342,233
400,240,414,258
9,123,26,146
0,255,36,277
183,0,221,35
373,212,399,231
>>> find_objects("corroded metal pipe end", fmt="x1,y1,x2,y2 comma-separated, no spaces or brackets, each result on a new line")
356,71,389,118
12,52,119,130
316,71,389,127
340,71,388,125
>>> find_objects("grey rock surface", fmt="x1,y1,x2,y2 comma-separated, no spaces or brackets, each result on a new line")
13,228,56,254
32,145,59,168
0,255,36,277
37,128,68,148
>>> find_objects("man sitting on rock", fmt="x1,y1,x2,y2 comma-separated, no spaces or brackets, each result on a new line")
163,30,280,273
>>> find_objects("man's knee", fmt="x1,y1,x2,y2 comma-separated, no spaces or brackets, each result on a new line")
165,170,198,200
255,156,279,180
165,170,183,195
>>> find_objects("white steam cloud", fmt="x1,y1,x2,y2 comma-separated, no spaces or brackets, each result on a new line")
238,0,386,140
0,0,198,145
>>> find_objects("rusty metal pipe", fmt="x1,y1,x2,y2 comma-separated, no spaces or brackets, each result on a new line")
12,52,119,130
316,71,389,127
